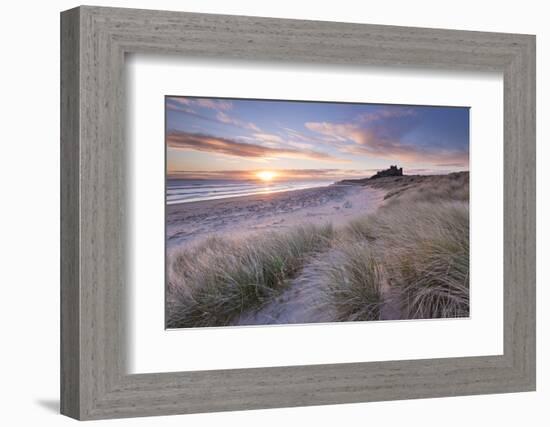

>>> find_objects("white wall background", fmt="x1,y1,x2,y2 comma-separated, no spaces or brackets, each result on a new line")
0,0,546,425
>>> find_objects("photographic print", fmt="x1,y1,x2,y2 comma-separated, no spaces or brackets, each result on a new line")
165,96,469,329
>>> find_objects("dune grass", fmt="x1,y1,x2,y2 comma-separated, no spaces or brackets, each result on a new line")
167,172,470,327
331,200,469,319
317,242,383,321
372,171,469,204
167,223,334,328
308,172,469,321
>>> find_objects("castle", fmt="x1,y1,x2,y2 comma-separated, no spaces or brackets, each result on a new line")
370,165,403,179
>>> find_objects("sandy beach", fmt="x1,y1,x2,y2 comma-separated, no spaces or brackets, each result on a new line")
166,184,386,251
166,172,469,328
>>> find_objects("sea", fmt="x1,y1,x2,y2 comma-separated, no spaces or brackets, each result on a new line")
166,179,335,205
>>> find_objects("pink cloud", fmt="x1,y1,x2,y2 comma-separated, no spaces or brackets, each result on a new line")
167,131,349,163
305,120,468,167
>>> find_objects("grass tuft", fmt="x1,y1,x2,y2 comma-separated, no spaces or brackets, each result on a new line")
316,242,383,321
390,204,470,318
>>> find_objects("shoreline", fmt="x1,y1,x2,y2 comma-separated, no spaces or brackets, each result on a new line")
167,182,335,209
167,181,335,205
166,184,386,251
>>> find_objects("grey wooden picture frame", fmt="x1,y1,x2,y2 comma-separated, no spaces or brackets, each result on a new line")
60,5,536,421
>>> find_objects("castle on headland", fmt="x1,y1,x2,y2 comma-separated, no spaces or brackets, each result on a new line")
370,165,403,179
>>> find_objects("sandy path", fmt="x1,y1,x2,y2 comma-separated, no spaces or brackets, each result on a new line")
231,253,337,326
232,251,403,326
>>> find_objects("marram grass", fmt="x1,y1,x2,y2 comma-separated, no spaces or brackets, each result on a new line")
167,223,334,328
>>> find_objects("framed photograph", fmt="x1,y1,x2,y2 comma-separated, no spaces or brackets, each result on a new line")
164,97,471,328
61,6,536,420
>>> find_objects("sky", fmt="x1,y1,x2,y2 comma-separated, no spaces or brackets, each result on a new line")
166,96,469,181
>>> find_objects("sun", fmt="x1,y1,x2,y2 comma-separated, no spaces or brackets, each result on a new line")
256,170,277,182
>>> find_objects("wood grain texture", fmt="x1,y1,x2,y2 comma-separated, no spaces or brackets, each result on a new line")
60,7,80,419
60,6,536,420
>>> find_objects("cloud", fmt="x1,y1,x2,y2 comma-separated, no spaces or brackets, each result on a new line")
251,133,284,144
216,111,261,132
167,99,263,132
235,133,304,149
165,102,195,114
245,131,330,151
166,101,217,123
305,110,468,167
358,107,417,123
282,127,322,143
342,130,469,166
285,141,316,150
167,131,348,163
304,122,357,143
